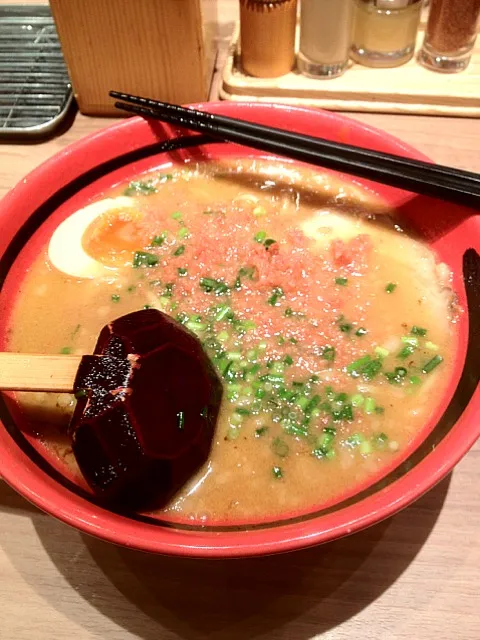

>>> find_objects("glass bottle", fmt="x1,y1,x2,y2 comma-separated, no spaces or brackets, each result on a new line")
239,0,298,78
418,0,480,72
351,0,423,68
298,0,354,78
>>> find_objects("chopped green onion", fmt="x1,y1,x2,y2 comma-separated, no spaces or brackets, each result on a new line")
425,341,439,351
127,285,136,293
289,337,298,344
335,403,354,422
186,320,207,333
264,238,277,249
60,346,72,355
355,327,368,337
397,344,415,359
226,427,240,440
171,211,183,221
215,305,231,321
385,366,408,384
401,336,419,346
296,396,310,411
284,307,294,317
229,412,243,426
411,326,427,336
373,432,389,449
226,387,239,401
304,395,321,414
422,354,443,373
363,360,382,380
178,227,189,239
217,330,229,342
312,446,330,459
200,277,229,295
374,346,389,358
255,426,269,437
345,433,364,447
351,393,364,407
227,351,242,361
272,466,283,479
284,354,294,366
151,233,166,246
261,374,285,385
347,355,371,377
235,407,251,416
258,341,267,350
385,282,397,293
255,388,266,399
124,179,157,196
234,266,257,290
74,389,87,399
359,440,373,455
409,375,422,385
177,411,184,430
268,287,284,306
133,251,159,268
111,293,120,303
254,231,267,243
271,437,289,458
322,345,336,362
173,245,185,256
335,277,348,286
283,422,309,438
364,397,376,414
177,268,188,276
163,283,174,297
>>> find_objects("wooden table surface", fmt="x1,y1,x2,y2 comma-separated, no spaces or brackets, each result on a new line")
1,2,479,639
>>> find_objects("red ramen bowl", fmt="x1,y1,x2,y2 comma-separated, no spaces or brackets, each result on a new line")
0,103,478,557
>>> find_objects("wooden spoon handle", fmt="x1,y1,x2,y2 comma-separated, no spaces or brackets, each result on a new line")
0,353,83,392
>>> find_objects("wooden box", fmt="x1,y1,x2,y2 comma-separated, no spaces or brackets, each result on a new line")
49,0,218,116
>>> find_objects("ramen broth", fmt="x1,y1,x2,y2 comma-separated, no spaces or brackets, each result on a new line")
7,160,459,523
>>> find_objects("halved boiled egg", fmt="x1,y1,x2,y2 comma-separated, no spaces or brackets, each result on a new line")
48,197,150,279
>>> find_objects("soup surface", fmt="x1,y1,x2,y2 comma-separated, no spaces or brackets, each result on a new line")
7,160,459,524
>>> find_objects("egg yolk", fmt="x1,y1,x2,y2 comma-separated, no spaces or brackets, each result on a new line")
82,207,149,267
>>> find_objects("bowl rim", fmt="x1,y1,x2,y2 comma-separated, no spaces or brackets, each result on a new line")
0,101,478,558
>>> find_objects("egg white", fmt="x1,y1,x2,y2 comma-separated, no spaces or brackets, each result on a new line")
300,209,365,246
48,196,137,279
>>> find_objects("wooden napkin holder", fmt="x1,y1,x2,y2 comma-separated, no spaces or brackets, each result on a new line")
49,0,218,116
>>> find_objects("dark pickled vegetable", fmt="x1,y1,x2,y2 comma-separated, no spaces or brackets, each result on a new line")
70,309,222,510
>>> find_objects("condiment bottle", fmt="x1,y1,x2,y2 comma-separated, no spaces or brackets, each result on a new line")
298,0,354,78
351,0,423,68
418,0,480,72
239,0,297,77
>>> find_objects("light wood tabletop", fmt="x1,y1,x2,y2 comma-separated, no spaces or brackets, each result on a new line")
0,2,479,640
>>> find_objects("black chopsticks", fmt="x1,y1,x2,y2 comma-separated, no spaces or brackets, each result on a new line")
110,90,480,210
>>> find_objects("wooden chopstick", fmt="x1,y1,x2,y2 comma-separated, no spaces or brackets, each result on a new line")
110,91,480,210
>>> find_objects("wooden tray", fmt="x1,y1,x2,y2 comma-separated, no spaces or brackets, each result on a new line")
220,22,480,117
